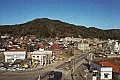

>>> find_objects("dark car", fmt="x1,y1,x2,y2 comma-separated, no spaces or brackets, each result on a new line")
48,71,62,80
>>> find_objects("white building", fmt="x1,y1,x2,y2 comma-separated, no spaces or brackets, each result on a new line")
90,62,113,80
100,67,112,80
114,41,120,53
78,39,90,52
4,49,26,63
64,37,82,42
105,39,120,54
31,49,53,65
0,35,9,39
92,76,97,80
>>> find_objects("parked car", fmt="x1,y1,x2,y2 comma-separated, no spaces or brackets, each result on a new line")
7,68,16,71
0,67,6,71
48,71,62,80
0,62,4,67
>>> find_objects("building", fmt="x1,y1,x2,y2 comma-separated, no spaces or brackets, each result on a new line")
64,37,82,42
105,39,120,54
51,43,60,51
78,39,90,52
100,67,112,80
92,60,120,80
31,49,53,66
4,49,26,63
90,61,113,80
113,41,120,54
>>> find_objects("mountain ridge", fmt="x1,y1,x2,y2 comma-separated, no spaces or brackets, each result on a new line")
0,18,120,40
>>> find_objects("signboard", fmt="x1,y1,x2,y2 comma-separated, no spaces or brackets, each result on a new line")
100,67,112,80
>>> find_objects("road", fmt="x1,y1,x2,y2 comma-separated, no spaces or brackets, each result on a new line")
0,49,89,80
0,71,38,80
0,55,74,80
40,49,89,80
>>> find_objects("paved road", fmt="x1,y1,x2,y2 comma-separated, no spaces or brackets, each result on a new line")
41,50,89,80
73,62,92,80
0,49,89,80
0,71,38,80
0,55,74,80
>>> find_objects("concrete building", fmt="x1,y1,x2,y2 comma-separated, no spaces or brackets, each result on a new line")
100,67,112,80
93,60,120,80
64,37,82,42
4,49,26,63
102,39,120,55
78,39,90,52
113,41,120,53
31,49,53,66
90,61,113,80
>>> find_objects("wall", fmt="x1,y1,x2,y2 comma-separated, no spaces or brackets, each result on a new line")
4,51,26,62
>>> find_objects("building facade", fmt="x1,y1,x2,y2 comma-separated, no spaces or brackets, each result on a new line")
78,39,90,52
4,50,26,63
100,67,112,80
31,49,53,66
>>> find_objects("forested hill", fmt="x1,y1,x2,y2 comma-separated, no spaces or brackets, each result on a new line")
0,18,120,40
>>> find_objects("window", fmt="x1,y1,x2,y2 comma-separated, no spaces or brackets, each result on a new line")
33,56,35,57
37,56,39,58
7,59,14,62
104,73,109,78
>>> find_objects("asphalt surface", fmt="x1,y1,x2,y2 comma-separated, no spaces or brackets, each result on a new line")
0,49,89,80
35,50,88,80
0,71,38,80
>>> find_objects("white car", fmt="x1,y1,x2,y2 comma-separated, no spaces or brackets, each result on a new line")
7,67,16,71
0,67,6,71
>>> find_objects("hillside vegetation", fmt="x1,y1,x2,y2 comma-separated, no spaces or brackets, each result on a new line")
0,18,120,40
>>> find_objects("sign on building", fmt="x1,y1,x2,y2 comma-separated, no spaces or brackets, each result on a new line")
100,67,112,80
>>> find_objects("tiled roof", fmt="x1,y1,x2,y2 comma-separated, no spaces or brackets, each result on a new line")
6,49,26,52
51,43,60,50
96,61,120,74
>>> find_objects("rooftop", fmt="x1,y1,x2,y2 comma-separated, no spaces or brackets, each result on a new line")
5,49,26,52
95,60,120,74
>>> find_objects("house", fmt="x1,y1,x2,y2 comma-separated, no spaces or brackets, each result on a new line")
97,61,120,73
0,35,9,39
4,49,26,63
90,61,113,80
64,37,82,42
31,49,53,66
51,43,60,51
7,45,20,50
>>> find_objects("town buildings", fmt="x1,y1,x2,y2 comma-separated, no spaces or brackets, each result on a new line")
4,49,26,63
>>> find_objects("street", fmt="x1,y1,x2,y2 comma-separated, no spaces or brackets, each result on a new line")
0,49,91,80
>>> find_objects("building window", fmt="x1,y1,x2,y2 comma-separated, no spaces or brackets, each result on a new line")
37,56,39,58
104,73,109,78
33,56,35,57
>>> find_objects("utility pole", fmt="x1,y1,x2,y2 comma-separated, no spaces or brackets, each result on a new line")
37,74,41,80
72,42,76,80
73,42,76,73
70,42,75,80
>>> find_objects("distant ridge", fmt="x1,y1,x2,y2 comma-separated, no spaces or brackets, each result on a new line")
0,18,120,40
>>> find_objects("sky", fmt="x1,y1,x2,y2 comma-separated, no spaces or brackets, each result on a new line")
0,0,120,29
